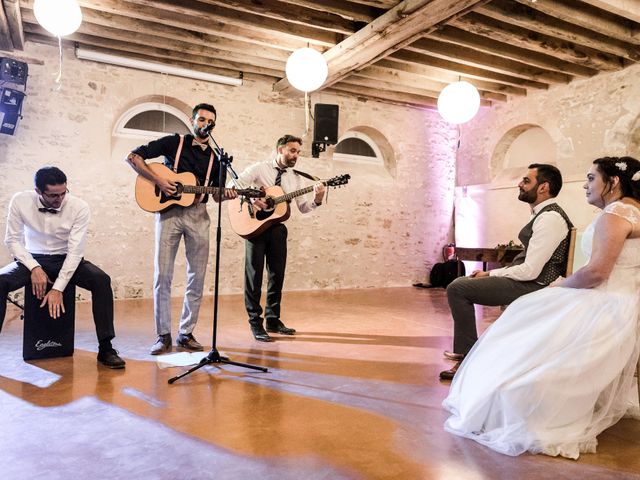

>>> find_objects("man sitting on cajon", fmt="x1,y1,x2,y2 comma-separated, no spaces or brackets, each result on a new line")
0,166,125,368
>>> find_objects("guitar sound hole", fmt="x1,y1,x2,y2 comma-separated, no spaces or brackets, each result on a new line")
255,210,274,221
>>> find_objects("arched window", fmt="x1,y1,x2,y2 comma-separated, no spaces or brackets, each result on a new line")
333,131,383,165
113,102,190,139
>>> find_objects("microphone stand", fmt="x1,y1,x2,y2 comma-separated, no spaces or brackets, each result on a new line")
168,131,267,384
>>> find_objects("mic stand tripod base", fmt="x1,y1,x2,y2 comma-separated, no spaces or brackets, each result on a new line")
168,347,268,384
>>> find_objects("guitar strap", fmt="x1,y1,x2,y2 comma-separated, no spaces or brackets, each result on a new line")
292,169,320,181
173,135,215,204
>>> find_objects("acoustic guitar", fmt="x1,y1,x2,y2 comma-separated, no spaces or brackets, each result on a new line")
227,174,350,239
135,163,264,213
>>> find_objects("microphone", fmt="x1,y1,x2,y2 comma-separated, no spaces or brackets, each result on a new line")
201,123,215,135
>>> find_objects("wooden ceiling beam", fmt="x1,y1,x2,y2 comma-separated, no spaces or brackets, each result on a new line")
4,0,23,49
275,0,381,22
378,56,548,90
20,0,340,48
451,12,626,72
22,9,290,63
343,74,508,102
401,40,572,84
24,22,286,73
579,0,640,24
429,26,597,77
478,0,640,61
0,0,14,50
195,0,361,34
356,61,527,96
513,0,640,45
273,0,490,93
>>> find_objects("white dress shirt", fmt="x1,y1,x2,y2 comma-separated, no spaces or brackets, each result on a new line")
5,191,90,292
232,159,318,214
489,198,569,282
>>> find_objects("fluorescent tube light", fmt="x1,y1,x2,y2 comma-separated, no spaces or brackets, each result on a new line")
75,47,243,86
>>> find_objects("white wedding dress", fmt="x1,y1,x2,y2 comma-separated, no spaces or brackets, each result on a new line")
443,201,640,459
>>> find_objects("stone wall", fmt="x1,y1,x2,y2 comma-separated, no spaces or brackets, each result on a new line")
454,63,640,253
0,42,457,299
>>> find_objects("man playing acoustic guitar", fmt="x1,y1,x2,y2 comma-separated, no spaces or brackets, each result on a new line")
233,134,325,342
126,103,237,355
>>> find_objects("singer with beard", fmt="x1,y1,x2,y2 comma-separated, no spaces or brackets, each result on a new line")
126,103,237,355
439,164,573,380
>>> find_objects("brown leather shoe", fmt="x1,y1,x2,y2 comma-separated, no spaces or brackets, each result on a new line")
150,334,172,355
176,333,204,351
439,360,462,381
443,350,465,361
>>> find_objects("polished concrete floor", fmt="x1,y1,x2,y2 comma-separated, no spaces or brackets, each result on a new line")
1,287,639,479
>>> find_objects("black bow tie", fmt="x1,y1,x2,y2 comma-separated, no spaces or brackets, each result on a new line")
38,207,58,214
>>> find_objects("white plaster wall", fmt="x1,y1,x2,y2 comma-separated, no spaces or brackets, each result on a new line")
0,42,457,299
454,63,640,253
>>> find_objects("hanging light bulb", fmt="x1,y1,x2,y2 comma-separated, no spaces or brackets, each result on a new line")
437,81,481,124
34,0,83,37
285,48,328,93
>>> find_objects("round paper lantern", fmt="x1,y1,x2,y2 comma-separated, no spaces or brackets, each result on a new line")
285,48,328,93
437,81,481,124
34,0,83,37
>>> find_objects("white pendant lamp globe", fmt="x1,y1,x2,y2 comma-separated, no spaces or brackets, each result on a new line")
34,0,83,37
285,48,328,93
437,81,481,124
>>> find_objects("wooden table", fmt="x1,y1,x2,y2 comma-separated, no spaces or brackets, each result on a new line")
455,247,524,276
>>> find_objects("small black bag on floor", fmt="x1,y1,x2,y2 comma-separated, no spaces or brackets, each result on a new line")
429,260,465,289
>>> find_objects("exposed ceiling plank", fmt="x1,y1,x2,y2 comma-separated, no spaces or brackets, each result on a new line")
429,26,596,77
343,74,508,102
195,0,361,34
451,12,627,72
513,0,640,45
273,0,490,93
276,0,381,22
408,38,573,84
24,22,286,73
4,0,23,50
104,0,344,41
478,0,640,61
579,0,640,24
21,9,290,63
27,29,282,80
0,0,15,50
378,56,548,90
21,0,339,48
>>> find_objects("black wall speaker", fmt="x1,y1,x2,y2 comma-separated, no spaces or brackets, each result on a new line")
0,57,28,85
313,103,339,145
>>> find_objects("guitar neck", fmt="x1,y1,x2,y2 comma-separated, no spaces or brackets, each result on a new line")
181,185,223,195
273,183,324,204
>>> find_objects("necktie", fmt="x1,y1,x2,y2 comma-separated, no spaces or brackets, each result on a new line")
275,168,285,186
38,207,58,214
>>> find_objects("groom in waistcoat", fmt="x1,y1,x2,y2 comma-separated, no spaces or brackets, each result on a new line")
440,164,573,380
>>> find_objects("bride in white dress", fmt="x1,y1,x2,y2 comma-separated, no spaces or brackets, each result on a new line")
443,156,640,459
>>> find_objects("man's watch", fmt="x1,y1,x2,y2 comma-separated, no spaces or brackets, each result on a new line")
313,200,322,207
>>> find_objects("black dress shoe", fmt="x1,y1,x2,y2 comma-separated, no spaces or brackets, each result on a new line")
266,319,296,335
97,348,126,369
443,350,465,361
439,360,461,381
176,333,204,351
251,325,274,342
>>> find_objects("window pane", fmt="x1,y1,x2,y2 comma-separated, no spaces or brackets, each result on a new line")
335,137,375,157
124,111,190,134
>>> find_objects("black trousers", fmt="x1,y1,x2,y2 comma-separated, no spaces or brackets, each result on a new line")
244,224,287,326
0,255,115,342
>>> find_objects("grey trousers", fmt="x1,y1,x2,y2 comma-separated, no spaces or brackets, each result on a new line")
446,276,544,355
153,204,210,336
